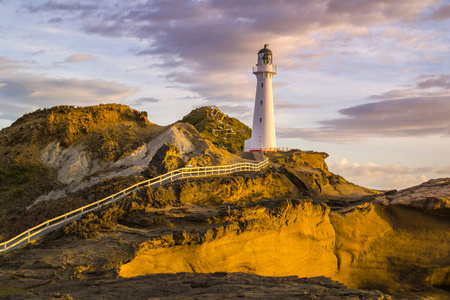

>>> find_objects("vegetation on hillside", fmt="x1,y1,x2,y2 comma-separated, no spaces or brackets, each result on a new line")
0,104,165,162
62,168,301,239
0,175,145,241
180,106,251,152
0,104,165,241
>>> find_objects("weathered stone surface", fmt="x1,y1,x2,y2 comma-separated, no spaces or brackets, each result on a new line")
143,143,185,177
1,104,449,299
119,200,337,278
1,273,391,299
1,179,449,298
372,178,450,216
331,203,450,293
267,151,381,201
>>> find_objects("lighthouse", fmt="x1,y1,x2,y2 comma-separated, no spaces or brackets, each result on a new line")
245,44,277,152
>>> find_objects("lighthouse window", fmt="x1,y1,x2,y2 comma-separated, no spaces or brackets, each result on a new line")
260,100,263,105
259,117,262,122
261,83,263,88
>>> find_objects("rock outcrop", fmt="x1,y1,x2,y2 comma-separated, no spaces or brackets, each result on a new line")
331,202,450,294
119,200,338,278
0,272,391,299
372,178,450,216
143,143,185,177
1,104,449,299
267,151,381,201
36,122,225,202
180,106,251,152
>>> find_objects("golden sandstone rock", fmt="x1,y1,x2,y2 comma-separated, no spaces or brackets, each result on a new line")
120,200,338,278
0,105,448,299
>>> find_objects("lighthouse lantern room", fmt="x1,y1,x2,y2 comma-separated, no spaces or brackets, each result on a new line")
245,44,277,152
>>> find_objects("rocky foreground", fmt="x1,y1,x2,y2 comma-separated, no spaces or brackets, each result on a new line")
1,176,449,299
0,272,391,299
0,104,449,299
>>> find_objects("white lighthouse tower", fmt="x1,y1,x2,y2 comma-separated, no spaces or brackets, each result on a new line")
245,44,277,152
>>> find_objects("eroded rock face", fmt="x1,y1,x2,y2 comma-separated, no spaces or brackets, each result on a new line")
115,201,450,295
119,200,338,278
35,123,226,204
331,203,450,293
372,178,450,216
178,170,300,205
112,179,450,296
1,105,448,298
0,177,449,298
268,151,380,201
143,143,185,177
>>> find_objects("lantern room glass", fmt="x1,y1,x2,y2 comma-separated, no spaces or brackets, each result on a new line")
257,52,272,65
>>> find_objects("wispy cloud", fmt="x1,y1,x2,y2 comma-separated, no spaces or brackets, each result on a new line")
23,0,446,105
328,158,430,190
26,2,99,14
278,72,450,142
128,97,160,106
427,2,450,21
321,96,450,136
275,99,321,110
62,54,95,64
0,57,136,121
437,165,450,175
279,96,450,142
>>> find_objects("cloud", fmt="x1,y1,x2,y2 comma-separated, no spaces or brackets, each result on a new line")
328,158,429,190
416,73,450,89
368,74,450,101
48,17,63,24
274,99,321,110
0,56,26,76
278,72,450,142
26,2,99,14
322,96,450,136
277,126,370,143
0,76,135,105
128,97,160,106
0,56,137,122
23,0,444,104
278,96,450,142
428,3,450,21
63,54,95,63
437,166,450,175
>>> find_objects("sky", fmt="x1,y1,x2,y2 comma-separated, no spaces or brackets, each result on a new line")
0,0,449,190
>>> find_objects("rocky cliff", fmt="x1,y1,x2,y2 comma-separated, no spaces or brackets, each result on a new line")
0,104,448,299
0,105,240,240
0,178,448,298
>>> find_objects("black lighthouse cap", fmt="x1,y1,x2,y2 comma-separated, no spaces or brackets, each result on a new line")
258,44,272,54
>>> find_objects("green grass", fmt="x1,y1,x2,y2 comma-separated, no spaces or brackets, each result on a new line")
0,164,36,187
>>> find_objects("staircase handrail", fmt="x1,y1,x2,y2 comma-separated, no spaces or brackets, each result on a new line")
261,147,291,152
0,158,269,254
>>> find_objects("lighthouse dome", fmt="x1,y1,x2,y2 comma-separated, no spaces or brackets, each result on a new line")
258,45,272,54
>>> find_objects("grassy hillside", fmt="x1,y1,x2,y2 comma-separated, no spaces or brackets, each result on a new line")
180,106,251,152
0,104,165,240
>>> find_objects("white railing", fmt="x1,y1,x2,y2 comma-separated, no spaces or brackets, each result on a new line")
251,147,291,152
0,158,269,255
